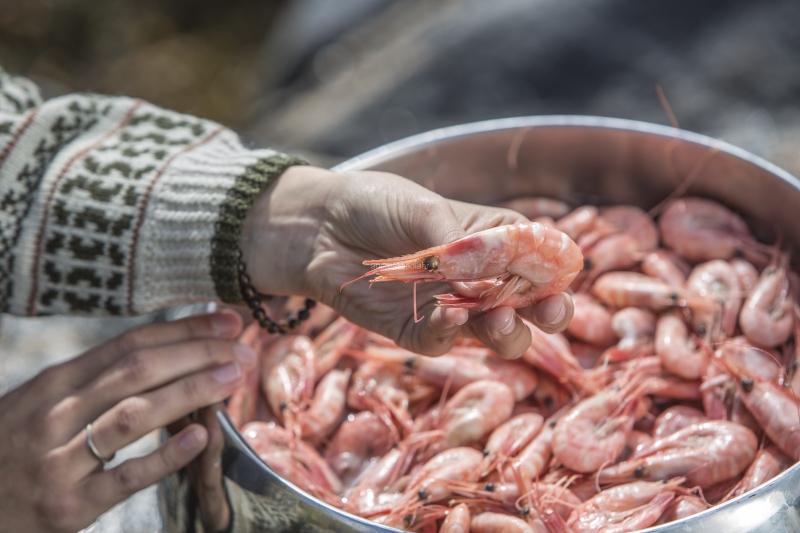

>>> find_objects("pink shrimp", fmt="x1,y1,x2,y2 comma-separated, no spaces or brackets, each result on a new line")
471,513,542,533
592,272,713,312
556,205,599,241
723,445,793,502
652,405,707,438
617,430,654,462
567,293,617,348
497,196,571,220
656,493,709,524
440,503,471,533
324,411,393,484
598,421,757,488
356,344,538,401
480,413,545,475
532,373,572,416
347,360,413,437
299,368,351,440
242,421,342,504
567,479,683,533
262,336,316,427
419,380,516,451
740,264,793,348
686,259,742,338
714,349,800,460
659,197,769,263
640,250,690,286
504,418,555,481
602,308,656,362
581,206,659,283
718,337,783,383
523,323,598,394
551,385,642,473
311,316,359,377
343,222,583,312
655,312,707,380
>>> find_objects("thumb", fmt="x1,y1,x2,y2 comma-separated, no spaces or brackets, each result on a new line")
406,196,467,249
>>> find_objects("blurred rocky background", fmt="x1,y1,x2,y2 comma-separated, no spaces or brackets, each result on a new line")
1,0,799,531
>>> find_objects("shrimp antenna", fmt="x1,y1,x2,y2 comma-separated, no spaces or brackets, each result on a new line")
656,84,680,129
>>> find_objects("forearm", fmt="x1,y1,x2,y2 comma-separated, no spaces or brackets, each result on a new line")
0,68,304,316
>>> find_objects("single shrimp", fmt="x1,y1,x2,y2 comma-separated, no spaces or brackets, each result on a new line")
324,411,394,484
347,360,413,437
439,502,471,533
686,259,742,338
311,316,360,377
342,222,583,313
504,419,555,481
592,272,713,312
602,308,656,362
567,293,617,348
731,258,759,294
471,512,541,533
566,479,683,533
723,445,793,502
718,336,783,383
299,368,351,441
640,250,690,287
355,343,538,401
524,322,598,394
652,405,707,438
581,206,659,283
740,264,793,348
262,336,316,427
242,421,342,504
555,205,599,241
655,312,707,380
656,493,709,524
715,349,800,460
496,196,571,220
479,413,545,475
551,385,642,473
598,421,757,488
419,380,516,451
659,197,769,263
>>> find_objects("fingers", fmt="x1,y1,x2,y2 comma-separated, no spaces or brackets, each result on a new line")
190,405,230,533
67,310,244,389
68,360,245,478
518,292,574,334
83,424,208,513
466,306,532,360
413,306,470,356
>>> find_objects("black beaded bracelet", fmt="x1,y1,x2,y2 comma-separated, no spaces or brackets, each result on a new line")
237,250,316,334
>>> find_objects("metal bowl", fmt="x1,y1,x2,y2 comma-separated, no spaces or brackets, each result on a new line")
217,116,800,533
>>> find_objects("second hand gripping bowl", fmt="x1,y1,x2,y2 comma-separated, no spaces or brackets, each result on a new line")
210,117,800,533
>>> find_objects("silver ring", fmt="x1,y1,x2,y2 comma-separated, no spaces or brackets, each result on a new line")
85,423,115,465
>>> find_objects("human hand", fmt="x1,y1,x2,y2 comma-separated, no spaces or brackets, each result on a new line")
0,310,254,533
242,167,573,359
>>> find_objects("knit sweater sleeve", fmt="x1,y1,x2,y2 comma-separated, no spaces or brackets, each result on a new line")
0,68,305,316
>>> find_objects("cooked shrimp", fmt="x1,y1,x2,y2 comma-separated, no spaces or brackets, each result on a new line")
598,421,757,488
723,446,793,502
603,308,656,362
471,512,541,533
659,197,768,263
262,336,316,427
686,260,742,337
347,360,413,437
440,503,471,533
552,386,640,473
582,206,659,283
618,430,654,462
356,344,538,401
324,411,393,483
718,337,783,383
311,316,359,377
343,222,583,312
524,323,598,393
740,265,793,348
556,205,598,241
504,419,556,481
496,196,571,220
242,422,342,503
300,368,351,440
652,405,707,438
656,494,709,524
567,293,617,348
592,272,713,312
567,479,682,533
655,312,707,380
640,250,690,287
480,413,545,475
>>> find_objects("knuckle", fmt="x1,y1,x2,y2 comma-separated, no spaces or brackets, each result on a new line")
180,375,202,402
112,462,143,493
122,350,155,383
116,327,150,354
112,399,145,437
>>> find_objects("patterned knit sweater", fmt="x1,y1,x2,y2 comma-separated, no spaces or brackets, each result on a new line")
0,68,304,317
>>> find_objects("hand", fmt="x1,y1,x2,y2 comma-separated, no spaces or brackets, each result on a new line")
242,167,573,359
0,311,254,533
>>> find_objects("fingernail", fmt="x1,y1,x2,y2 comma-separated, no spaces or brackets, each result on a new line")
212,312,240,337
213,362,241,384
545,303,567,326
497,315,516,336
180,427,204,451
234,344,256,366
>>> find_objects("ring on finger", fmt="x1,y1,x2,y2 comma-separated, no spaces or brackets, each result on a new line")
86,423,116,465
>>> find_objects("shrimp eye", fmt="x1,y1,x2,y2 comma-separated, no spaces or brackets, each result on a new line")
483,449,490,457
522,506,530,516
549,420,557,428
583,258,593,271
543,395,555,408
697,324,707,336
634,466,648,478
418,489,429,500
485,482,495,492
279,401,287,412
423,255,439,271
741,377,755,392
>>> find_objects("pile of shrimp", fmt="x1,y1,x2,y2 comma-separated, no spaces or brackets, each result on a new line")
228,196,800,533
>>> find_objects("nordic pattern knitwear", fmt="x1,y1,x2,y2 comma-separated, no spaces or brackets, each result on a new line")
0,68,304,316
